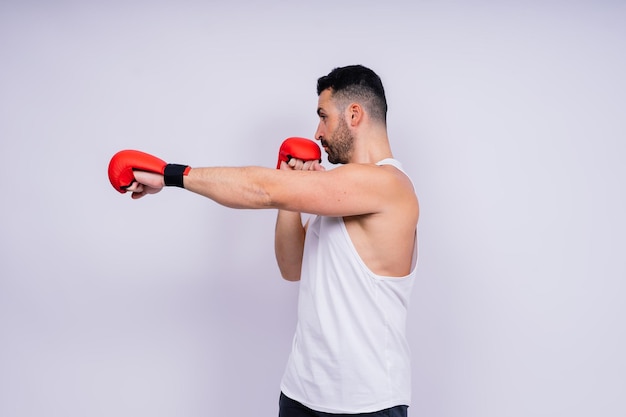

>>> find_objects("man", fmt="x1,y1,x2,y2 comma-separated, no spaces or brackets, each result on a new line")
121,65,419,416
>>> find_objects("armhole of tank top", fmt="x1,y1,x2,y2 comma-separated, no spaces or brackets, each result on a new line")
338,217,416,281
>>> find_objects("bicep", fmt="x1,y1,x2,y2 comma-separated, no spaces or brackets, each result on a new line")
269,165,403,217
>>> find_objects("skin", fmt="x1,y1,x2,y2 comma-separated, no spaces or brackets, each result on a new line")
128,88,419,281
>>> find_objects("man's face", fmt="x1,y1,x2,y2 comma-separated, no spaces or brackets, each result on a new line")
315,89,354,165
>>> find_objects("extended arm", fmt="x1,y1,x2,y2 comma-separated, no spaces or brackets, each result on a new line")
126,160,399,217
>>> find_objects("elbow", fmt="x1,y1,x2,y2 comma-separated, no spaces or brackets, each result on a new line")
277,264,301,282
250,185,273,208
238,167,275,208
281,273,301,282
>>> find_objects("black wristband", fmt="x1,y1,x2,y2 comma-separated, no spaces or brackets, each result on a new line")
164,164,189,188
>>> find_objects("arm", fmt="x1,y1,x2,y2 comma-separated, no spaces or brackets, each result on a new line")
129,161,403,217
273,159,324,281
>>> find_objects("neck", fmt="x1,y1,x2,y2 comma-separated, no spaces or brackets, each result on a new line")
349,124,393,164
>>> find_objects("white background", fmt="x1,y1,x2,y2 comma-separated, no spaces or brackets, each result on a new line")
1,1,624,416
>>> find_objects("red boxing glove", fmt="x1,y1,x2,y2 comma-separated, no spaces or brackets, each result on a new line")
108,149,190,193
276,137,321,169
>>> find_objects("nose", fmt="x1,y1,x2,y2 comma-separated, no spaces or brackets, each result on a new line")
314,122,324,142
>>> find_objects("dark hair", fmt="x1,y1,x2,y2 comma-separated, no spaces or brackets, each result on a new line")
317,65,388,124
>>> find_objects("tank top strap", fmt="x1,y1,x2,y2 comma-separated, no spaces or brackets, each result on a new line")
376,158,415,189
375,158,403,169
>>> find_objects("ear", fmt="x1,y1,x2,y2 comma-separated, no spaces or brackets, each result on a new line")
347,103,363,127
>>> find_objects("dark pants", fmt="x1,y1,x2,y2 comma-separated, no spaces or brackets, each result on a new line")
279,392,408,417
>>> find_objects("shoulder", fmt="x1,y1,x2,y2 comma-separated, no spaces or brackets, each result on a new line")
332,163,417,209
332,162,416,198
326,162,407,184
317,162,414,200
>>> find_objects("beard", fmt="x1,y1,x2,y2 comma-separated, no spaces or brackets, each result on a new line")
324,117,354,164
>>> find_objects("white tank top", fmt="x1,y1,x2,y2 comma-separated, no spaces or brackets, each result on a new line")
280,159,418,413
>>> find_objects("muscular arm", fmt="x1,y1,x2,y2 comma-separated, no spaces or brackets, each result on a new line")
130,161,408,215
130,160,408,215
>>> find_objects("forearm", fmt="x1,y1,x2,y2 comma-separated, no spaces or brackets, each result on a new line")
274,210,305,281
183,166,276,209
